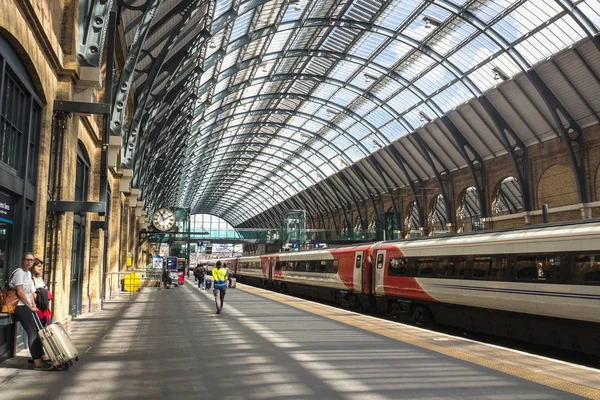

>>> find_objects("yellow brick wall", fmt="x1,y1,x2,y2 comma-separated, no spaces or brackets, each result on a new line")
2,1,137,325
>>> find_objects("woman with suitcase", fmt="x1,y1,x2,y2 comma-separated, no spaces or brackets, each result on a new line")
9,253,53,370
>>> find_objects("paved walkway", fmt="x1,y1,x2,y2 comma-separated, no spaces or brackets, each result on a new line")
0,279,596,399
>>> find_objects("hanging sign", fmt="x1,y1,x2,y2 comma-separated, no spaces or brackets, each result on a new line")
0,193,15,224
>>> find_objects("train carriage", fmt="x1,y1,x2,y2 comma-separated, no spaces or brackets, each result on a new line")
208,220,600,355
236,255,267,286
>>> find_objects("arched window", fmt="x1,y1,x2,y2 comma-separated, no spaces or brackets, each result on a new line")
354,216,361,233
494,177,524,215
407,201,420,231
430,194,447,232
459,186,482,232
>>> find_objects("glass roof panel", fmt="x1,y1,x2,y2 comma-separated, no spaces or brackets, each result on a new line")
348,32,388,59
376,0,422,31
152,0,600,224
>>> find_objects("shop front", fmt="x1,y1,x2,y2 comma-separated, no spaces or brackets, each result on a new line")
0,34,43,362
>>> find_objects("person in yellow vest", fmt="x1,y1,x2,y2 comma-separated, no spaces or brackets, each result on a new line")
212,261,228,314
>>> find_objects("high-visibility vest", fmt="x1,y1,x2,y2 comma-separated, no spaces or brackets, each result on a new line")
212,267,227,289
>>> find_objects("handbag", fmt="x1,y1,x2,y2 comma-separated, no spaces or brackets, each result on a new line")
0,287,19,313
1,270,20,314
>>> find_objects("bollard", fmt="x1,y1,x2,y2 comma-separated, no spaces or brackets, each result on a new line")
542,204,549,223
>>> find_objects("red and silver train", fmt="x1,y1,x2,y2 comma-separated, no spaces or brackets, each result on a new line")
207,220,600,356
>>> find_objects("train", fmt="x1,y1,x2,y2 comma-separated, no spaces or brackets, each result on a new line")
200,220,600,356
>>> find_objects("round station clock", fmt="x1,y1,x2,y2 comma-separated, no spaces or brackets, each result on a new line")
151,207,176,231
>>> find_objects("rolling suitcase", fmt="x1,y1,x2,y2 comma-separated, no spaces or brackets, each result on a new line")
34,314,79,370
205,279,212,290
229,278,236,288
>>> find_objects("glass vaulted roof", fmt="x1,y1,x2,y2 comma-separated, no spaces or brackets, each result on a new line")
124,0,600,227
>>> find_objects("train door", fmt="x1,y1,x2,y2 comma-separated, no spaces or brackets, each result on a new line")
353,251,363,293
373,250,386,295
267,257,275,280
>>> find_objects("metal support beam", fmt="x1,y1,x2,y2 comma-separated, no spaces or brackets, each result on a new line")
47,201,106,214
478,95,532,211
440,116,488,218
527,70,588,204
53,100,110,115
78,0,115,67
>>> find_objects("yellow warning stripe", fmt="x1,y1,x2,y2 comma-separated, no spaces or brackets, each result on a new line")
239,285,600,400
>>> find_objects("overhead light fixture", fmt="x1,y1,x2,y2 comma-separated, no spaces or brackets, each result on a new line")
294,0,301,11
372,140,382,150
300,132,312,139
209,39,216,49
326,108,337,117
363,72,377,83
419,111,432,123
422,16,442,29
262,64,268,73
491,66,509,81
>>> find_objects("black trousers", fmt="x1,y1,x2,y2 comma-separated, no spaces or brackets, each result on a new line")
14,305,43,359
213,288,226,312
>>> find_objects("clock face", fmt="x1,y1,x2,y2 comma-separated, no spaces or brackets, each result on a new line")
152,208,176,231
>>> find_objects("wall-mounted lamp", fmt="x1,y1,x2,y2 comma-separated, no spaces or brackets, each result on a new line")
491,66,509,81
422,16,442,29
419,111,432,122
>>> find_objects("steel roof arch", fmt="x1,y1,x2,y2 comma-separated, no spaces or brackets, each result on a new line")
186,148,343,213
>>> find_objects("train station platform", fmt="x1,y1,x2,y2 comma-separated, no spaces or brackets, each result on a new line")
0,280,598,400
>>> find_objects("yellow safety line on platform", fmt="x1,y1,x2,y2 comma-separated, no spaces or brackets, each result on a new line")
238,285,600,400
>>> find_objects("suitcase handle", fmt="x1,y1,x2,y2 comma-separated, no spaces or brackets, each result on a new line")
32,311,44,331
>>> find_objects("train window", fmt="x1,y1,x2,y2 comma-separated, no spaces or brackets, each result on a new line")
416,258,435,276
332,260,339,273
574,254,600,284
437,257,465,278
318,261,327,273
388,257,407,276
275,262,283,270
472,257,491,278
537,256,562,282
355,255,362,268
488,257,509,279
376,254,384,269
515,256,538,280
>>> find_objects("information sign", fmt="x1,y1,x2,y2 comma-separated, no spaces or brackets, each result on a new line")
0,193,15,224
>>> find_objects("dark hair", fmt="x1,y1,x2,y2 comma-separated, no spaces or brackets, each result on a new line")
215,261,222,267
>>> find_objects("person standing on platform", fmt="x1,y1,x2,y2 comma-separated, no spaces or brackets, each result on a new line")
212,261,227,314
31,259,52,326
194,264,206,289
10,253,50,370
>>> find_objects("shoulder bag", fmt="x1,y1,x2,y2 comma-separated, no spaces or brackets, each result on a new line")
1,270,20,315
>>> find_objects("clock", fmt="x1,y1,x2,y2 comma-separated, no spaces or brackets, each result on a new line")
151,208,176,231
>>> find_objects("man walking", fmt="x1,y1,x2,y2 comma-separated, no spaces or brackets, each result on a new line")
194,264,206,289
212,261,227,314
